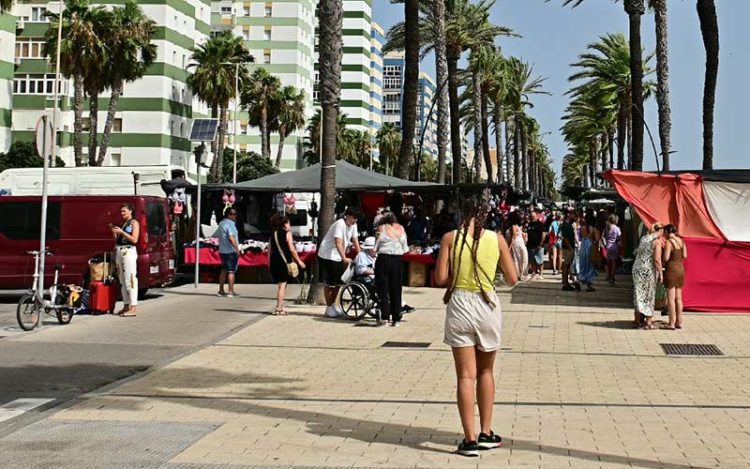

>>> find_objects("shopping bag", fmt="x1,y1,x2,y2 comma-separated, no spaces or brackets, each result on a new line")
654,282,667,310
340,264,354,284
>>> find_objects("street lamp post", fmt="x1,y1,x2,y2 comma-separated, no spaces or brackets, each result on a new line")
221,61,245,184
36,0,64,326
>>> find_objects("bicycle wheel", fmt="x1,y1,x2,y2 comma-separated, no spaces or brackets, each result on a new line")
16,294,40,331
54,290,73,325
339,282,369,321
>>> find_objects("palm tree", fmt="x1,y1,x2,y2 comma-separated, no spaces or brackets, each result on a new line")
1,0,11,13
303,110,349,165
44,0,109,166
650,0,672,171
377,123,401,176
395,0,420,180
97,0,156,165
697,0,719,170
317,0,343,247
188,32,252,182
385,0,514,184
567,33,654,170
560,0,647,170
243,68,281,162
432,0,450,183
487,54,507,183
274,86,306,167
504,57,548,188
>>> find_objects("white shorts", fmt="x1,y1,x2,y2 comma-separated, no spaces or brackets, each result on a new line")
444,289,503,352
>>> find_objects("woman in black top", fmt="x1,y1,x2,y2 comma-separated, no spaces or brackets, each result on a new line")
269,214,305,315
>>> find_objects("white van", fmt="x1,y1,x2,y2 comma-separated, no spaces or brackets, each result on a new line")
0,165,193,197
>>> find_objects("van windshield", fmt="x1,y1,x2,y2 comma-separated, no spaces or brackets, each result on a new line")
0,201,61,240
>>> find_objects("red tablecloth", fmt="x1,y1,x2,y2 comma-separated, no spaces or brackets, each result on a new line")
184,247,317,267
402,253,437,265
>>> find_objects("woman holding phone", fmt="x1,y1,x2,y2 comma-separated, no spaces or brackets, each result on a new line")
110,203,140,317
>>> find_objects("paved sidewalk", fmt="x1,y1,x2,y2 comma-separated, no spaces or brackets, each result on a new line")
10,277,750,468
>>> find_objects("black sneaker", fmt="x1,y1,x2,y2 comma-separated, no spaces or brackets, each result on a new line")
457,439,480,457
562,285,575,292
478,431,503,450
401,304,416,313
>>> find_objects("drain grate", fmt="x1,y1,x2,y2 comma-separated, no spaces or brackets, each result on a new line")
381,341,431,348
661,343,724,356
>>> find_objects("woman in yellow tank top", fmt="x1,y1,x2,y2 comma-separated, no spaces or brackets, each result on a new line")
435,198,518,457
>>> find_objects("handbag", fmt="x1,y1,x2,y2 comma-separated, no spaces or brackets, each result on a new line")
273,231,299,278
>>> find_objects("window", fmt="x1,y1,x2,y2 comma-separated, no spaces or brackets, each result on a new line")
81,117,121,132
263,49,271,64
30,7,48,22
182,54,186,68
264,3,272,17
180,122,185,137
13,74,66,95
220,5,232,14
172,50,176,64
0,202,61,240
110,153,121,166
15,38,45,59
242,27,250,40
243,6,250,16
263,26,271,41
146,201,167,237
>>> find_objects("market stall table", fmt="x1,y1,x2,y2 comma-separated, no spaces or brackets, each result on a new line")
184,247,318,267
402,252,437,287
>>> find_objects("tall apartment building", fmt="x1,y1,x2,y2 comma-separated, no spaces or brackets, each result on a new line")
213,0,316,170
369,22,383,133
0,13,15,152
10,0,210,171
382,52,439,159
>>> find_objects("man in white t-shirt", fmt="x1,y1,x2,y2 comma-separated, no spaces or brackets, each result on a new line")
318,209,361,317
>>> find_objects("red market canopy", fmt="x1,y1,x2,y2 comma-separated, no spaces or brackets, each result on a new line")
605,170,750,313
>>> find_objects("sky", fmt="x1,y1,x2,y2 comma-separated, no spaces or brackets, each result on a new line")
373,0,750,175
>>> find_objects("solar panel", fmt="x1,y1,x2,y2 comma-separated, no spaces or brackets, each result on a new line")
189,118,219,142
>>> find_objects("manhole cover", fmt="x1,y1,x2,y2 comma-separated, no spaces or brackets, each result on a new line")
381,341,431,348
661,343,724,356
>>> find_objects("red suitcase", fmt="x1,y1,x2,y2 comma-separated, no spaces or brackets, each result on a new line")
89,281,118,314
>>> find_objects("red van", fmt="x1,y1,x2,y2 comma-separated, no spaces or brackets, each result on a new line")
0,195,175,294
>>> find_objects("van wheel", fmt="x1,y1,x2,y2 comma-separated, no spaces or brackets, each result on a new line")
138,288,148,300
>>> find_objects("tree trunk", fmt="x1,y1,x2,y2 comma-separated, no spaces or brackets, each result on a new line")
433,0,449,184
617,97,627,169
311,0,343,304
396,0,420,180
275,129,286,167
653,0,672,171
73,74,84,166
697,0,719,170
494,103,504,183
87,91,99,166
627,109,633,170
589,142,597,188
625,0,645,171
213,106,228,183
520,121,528,191
505,117,512,183
98,80,123,165
448,55,463,185
480,90,492,184
608,129,615,171
208,104,219,181
471,68,483,183
260,106,269,160
601,133,609,173
513,117,521,189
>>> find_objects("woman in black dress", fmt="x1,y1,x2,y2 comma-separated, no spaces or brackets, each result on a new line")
269,214,305,315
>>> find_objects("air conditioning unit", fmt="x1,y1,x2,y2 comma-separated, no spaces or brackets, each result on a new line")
16,19,25,31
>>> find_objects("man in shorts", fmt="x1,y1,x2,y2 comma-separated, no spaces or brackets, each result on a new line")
217,208,241,297
318,209,361,317
560,211,579,292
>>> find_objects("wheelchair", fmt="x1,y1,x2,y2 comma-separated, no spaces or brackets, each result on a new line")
339,275,380,321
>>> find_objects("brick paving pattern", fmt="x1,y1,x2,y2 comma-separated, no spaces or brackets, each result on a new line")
47,279,750,468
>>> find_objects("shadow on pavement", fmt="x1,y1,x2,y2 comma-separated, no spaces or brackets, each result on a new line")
577,320,638,329
103,382,708,468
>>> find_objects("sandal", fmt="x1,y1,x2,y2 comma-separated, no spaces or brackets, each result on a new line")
643,323,655,330
660,324,675,330
675,324,682,329
120,310,137,318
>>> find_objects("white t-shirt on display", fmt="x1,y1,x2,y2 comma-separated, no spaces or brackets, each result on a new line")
318,218,358,262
